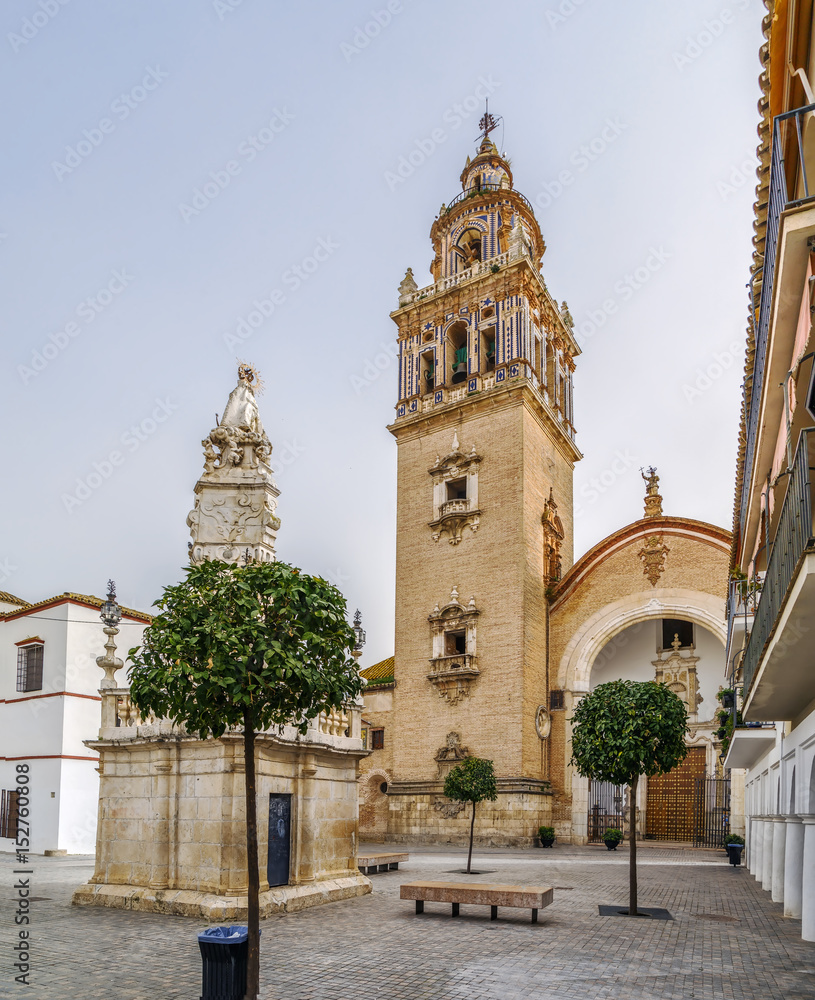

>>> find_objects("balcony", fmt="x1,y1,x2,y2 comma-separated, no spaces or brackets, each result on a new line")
724,575,760,679
723,724,777,770
439,498,471,518
739,102,815,540
742,429,815,720
427,652,480,705
443,183,536,217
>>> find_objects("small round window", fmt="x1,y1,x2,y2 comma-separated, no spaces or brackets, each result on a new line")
380,782,389,794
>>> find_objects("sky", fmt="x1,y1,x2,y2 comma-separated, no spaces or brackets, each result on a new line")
1,0,764,666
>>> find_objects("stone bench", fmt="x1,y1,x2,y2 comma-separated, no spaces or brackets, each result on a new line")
357,852,409,875
400,880,553,923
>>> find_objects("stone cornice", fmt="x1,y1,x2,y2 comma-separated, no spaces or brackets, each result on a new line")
388,380,582,465
387,777,552,796
551,516,732,608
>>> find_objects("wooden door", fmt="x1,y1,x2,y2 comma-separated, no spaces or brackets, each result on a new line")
645,746,706,841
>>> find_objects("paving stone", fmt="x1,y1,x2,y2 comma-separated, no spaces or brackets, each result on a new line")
1,842,814,998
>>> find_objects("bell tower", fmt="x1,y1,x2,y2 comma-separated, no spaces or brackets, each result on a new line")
387,112,582,843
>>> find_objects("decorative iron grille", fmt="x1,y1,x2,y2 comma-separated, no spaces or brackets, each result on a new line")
16,644,43,692
693,776,732,847
588,780,625,843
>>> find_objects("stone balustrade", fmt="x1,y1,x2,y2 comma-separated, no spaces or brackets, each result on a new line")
439,498,470,518
98,683,363,750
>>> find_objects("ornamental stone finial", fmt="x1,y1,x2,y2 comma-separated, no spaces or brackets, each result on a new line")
398,267,418,305
641,466,663,518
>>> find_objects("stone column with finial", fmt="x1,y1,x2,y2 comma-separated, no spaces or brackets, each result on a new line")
96,580,126,734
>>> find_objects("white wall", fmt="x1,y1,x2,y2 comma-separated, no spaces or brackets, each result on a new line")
0,599,146,854
590,619,725,723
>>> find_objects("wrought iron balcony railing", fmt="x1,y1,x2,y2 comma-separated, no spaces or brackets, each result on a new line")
742,428,815,698
444,183,536,216
740,103,815,531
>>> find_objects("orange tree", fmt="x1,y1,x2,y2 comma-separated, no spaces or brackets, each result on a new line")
570,679,688,916
128,559,362,1000
443,757,497,874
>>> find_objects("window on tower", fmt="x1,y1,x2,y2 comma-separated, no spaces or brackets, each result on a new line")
445,629,467,656
448,322,468,384
481,328,496,372
446,478,467,502
454,228,482,269
420,349,436,395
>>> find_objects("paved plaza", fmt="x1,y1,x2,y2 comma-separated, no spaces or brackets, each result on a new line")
2,842,815,1000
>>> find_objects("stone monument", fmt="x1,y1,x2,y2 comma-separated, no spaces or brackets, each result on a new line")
73,368,371,918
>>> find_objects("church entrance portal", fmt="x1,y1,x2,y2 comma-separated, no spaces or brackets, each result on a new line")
645,747,706,841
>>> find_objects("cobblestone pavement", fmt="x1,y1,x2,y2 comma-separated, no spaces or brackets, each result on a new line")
2,842,815,1000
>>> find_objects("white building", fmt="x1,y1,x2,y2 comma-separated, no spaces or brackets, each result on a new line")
0,590,148,854
725,0,815,945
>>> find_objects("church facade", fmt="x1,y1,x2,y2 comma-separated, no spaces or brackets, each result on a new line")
359,124,736,846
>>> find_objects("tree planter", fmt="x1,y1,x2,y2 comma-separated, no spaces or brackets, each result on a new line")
726,843,744,866
602,828,624,852
538,837,555,848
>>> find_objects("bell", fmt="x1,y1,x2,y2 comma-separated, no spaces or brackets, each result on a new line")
451,365,467,384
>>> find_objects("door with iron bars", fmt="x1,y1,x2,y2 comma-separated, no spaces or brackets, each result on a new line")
267,793,292,888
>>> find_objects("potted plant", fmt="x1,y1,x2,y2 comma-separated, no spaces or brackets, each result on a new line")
602,827,624,851
725,834,745,866
717,688,736,710
538,825,555,848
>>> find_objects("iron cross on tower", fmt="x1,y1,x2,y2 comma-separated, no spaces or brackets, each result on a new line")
477,100,500,143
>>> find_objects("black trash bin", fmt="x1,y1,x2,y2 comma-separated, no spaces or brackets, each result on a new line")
198,925,258,1000
726,843,744,867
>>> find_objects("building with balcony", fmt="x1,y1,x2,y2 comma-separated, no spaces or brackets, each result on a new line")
725,0,815,944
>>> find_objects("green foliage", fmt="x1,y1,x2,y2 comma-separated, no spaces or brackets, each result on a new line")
538,826,555,840
365,675,394,688
128,559,363,736
726,834,745,847
569,679,689,786
443,757,497,805
603,827,624,844
715,709,743,758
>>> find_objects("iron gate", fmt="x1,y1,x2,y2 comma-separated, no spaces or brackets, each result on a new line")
588,780,625,843
693,776,731,847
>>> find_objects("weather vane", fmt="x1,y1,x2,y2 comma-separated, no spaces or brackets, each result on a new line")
477,99,500,142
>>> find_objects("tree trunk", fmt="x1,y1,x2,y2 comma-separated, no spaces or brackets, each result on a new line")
243,709,260,1000
466,800,476,874
629,775,638,917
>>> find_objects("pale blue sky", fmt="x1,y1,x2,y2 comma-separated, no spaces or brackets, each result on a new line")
1,0,764,664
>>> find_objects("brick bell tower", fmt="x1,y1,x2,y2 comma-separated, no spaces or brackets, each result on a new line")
386,111,582,844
